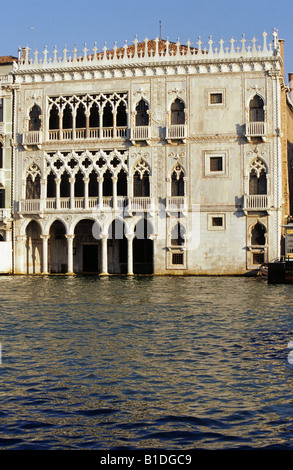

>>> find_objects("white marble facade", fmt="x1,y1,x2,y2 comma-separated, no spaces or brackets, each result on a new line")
10,31,288,275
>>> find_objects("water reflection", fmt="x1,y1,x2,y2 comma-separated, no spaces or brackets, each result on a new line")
0,275,293,449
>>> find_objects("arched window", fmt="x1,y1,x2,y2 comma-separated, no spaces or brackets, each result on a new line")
103,102,113,128
133,160,150,197
171,223,185,246
171,164,185,197
135,99,149,126
251,222,266,246
60,171,70,197
249,159,267,195
0,234,4,242
76,103,86,129
117,169,128,196
49,104,59,130
116,101,127,127
62,103,73,129
103,169,113,196
89,170,99,197
171,98,185,125
26,164,41,199
47,171,56,198
89,102,99,128
29,104,41,131
74,170,84,197
249,95,264,122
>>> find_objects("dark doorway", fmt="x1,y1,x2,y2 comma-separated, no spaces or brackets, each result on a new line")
133,218,154,274
83,245,99,273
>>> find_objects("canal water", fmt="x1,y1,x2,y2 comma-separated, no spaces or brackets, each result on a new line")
0,274,293,450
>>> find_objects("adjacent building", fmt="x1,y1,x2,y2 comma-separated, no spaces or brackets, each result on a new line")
0,56,16,273
9,30,293,275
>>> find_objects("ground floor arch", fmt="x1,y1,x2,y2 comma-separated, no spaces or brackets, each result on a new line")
74,219,101,273
26,220,42,274
133,217,154,274
108,218,128,274
49,220,67,273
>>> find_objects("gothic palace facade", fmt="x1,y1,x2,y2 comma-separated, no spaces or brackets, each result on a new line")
1,30,293,275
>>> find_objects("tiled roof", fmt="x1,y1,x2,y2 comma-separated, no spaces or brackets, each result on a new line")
94,38,199,59
0,56,17,64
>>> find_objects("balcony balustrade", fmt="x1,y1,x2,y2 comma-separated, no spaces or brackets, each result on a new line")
130,126,151,142
48,126,129,141
166,196,187,213
128,197,154,212
166,124,187,142
243,194,269,211
244,122,266,140
21,196,128,214
22,131,42,147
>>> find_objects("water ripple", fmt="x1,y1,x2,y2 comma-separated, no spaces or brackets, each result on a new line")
0,275,293,449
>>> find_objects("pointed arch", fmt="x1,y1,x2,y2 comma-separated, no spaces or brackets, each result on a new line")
26,163,41,199
249,94,264,122
170,98,185,125
171,163,185,197
49,104,59,130
171,222,185,246
135,98,149,126
251,221,266,246
249,158,267,195
29,103,41,131
133,159,150,197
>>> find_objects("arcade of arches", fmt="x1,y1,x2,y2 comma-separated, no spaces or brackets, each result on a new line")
24,217,154,275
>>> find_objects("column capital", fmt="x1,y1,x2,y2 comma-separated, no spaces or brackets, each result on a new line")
65,234,75,240
40,234,50,240
125,233,135,241
100,233,109,240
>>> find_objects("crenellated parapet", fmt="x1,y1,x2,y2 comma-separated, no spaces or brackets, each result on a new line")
15,30,282,75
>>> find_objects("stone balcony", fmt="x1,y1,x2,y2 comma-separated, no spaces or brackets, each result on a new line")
243,194,270,211
22,130,42,148
48,127,129,141
130,126,151,143
244,122,266,141
166,196,188,215
166,124,187,142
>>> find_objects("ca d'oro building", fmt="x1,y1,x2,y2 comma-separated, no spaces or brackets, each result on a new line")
8,30,293,275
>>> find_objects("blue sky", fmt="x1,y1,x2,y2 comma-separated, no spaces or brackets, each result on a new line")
1,0,293,79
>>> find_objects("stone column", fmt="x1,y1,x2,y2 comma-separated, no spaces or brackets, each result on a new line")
85,113,90,138
84,177,89,209
40,178,47,212
56,178,61,210
112,176,118,210
65,234,75,274
59,113,63,140
125,233,134,275
100,233,108,275
69,177,75,209
40,234,49,274
98,176,103,210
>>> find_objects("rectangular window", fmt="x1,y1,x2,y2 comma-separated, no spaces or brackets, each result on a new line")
210,93,223,104
212,217,223,227
0,99,3,122
204,150,228,177
210,156,223,172
253,253,264,265
172,253,184,265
